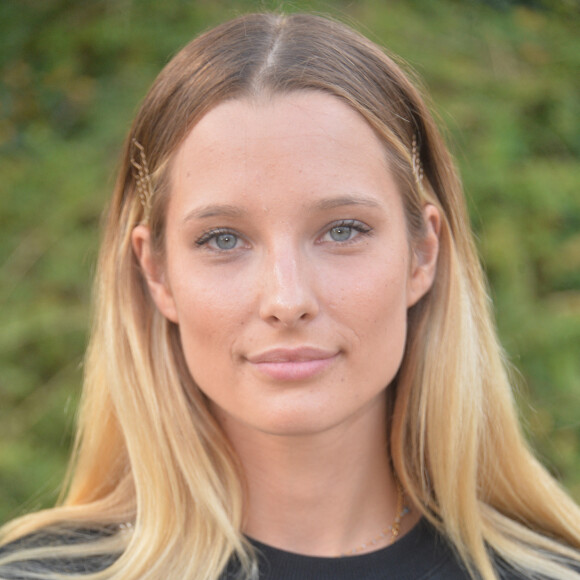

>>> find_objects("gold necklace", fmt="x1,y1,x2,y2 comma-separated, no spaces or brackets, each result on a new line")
340,484,409,557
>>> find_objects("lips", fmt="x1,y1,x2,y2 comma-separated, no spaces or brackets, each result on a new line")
246,347,339,381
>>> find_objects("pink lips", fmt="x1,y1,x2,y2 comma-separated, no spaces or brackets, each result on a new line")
247,347,338,381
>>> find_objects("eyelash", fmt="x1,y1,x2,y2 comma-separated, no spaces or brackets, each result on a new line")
195,228,242,249
194,220,373,251
320,219,373,244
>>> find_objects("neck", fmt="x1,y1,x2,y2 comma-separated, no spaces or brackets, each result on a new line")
216,394,414,556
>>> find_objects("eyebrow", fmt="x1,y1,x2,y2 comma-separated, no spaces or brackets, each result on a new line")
181,194,382,224
182,204,245,223
313,195,383,211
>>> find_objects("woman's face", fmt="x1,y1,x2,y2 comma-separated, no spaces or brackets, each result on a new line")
134,92,439,437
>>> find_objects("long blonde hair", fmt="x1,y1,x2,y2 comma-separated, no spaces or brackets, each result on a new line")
1,12,579,580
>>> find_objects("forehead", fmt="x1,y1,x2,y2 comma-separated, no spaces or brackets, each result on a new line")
169,91,400,216
182,91,384,152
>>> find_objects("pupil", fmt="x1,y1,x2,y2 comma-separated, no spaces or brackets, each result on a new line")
331,226,351,241
217,234,236,249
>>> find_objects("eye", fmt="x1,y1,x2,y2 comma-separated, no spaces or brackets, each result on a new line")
321,220,372,243
329,224,354,242
212,232,238,250
195,228,243,251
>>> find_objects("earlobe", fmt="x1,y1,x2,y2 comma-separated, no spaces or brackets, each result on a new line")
407,204,441,308
131,225,179,323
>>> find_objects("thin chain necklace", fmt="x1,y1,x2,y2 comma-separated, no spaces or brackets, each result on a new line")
340,484,410,557
118,486,410,557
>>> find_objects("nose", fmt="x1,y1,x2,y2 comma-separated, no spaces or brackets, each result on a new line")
258,244,319,327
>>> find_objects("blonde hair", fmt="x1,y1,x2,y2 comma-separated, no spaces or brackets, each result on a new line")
1,12,579,580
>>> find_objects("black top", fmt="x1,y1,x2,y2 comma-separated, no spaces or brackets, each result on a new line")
233,518,521,580
0,518,566,579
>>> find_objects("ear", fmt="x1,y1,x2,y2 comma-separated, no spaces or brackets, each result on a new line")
407,204,441,308
132,225,179,323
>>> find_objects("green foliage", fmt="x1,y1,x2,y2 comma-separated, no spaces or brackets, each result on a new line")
1,0,579,523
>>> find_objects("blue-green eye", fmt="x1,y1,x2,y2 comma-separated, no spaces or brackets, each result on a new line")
323,220,372,243
329,225,354,242
213,232,238,250
195,229,241,251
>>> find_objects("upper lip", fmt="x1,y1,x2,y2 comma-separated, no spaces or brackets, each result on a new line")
246,347,338,364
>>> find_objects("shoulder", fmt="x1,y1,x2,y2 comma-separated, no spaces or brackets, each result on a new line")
239,519,579,580
495,557,580,580
405,520,579,580
0,526,119,579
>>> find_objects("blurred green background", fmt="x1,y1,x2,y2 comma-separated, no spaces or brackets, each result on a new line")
1,0,579,524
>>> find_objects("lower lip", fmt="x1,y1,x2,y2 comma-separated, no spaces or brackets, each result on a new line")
251,355,338,381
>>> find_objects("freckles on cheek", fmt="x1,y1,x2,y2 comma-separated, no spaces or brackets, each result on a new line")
172,278,252,347
361,277,409,336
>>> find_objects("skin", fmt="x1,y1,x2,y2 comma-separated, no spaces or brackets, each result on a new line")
133,91,440,556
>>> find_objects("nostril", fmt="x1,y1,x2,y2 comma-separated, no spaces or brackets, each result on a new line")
260,301,317,328
258,253,319,326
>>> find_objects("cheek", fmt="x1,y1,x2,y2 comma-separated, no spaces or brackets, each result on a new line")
171,291,240,396
327,251,410,323
171,279,247,343
328,254,410,372
165,259,256,378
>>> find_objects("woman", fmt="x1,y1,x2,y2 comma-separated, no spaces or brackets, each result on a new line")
0,11,579,580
